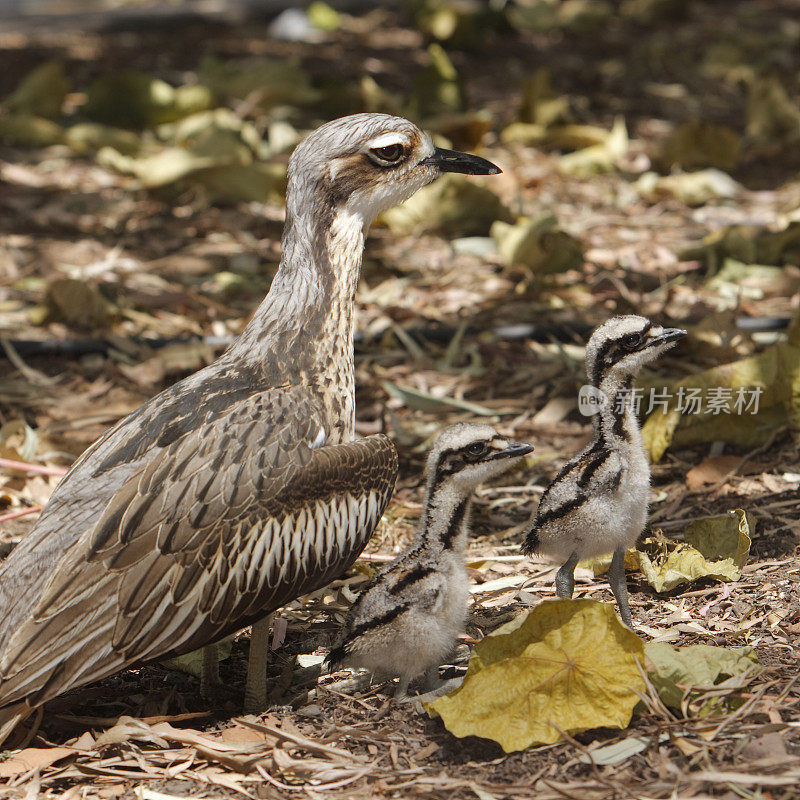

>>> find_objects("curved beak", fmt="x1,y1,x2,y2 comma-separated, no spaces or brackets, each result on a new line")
421,147,502,175
488,441,534,461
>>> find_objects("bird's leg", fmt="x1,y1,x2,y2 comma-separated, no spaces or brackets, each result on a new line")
422,664,441,693
394,675,411,700
555,552,579,598
200,644,220,697
243,614,273,714
609,547,633,628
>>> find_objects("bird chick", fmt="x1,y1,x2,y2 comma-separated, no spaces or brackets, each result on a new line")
522,315,686,627
328,423,533,698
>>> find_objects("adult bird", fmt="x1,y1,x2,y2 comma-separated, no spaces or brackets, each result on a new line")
0,113,501,743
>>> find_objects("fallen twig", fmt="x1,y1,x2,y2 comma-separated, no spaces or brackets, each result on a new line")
0,458,68,477
0,505,41,524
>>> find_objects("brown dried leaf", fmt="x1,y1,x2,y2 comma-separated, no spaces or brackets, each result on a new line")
0,747,75,778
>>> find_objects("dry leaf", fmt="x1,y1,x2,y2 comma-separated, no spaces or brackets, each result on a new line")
491,214,583,274
559,117,628,176
657,120,742,171
685,455,742,491
428,599,646,751
0,747,75,778
84,71,213,129
636,169,741,206
382,174,513,236
636,511,752,593
645,642,758,709
4,61,69,120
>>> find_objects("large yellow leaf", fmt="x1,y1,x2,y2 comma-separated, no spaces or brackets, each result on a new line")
428,599,645,752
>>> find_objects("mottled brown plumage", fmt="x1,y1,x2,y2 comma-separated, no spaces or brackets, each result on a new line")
0,113,500,743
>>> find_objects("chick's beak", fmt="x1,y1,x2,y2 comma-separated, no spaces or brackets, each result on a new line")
650,327,687,348
488,441,534,461
421,147,502,175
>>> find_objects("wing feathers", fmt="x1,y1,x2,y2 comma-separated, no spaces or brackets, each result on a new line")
1,391,398,719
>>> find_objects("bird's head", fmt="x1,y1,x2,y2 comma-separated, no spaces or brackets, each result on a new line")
586,315,686,388
426,422,533,495
287,113,500,228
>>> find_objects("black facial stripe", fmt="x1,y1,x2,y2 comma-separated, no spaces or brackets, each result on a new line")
441,498,469,549
593,322,654,384
390,565,436,595
433,441,492,486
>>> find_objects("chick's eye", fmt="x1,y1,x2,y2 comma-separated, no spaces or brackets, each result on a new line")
621,333,643,350
466,442,487,458
370,144,404,164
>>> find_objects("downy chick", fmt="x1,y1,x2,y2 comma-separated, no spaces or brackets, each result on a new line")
522,316,685,627
327,423,533,698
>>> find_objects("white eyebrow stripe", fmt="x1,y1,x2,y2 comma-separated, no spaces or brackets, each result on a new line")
367,133,407,149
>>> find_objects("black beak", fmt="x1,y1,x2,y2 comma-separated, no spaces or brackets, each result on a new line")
650,328,687,348
488,441,534,461
421,147,502,175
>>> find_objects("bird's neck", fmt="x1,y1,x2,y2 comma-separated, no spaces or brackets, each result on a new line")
595,371,642,453
418,482,472,554
228,183,367,437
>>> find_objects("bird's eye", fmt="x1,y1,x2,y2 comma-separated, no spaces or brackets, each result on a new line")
465,441,487,459
369,144,405,164
621,333,643,351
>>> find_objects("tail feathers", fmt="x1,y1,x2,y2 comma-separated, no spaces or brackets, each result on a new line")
0,700,32,748
325,641,349,670
522,527,540,555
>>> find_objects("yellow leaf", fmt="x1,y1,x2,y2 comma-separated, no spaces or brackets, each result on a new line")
198,55,318,109
747,74,800,144
635,169,741,207
636,512,752,593
518,68,572,127
44,278,114,329
428,599,645,751
657,120,742,172
491,214,583,274
381,174,513,236
409,44,463,118
559,117,628,177
84,71,213,129
0,114,63,147
4,60,69,119
645,642,758,709
640,338,793,462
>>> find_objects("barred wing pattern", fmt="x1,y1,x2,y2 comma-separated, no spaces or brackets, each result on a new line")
0,387,397,736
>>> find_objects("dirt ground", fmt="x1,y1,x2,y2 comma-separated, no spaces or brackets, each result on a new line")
1,2,800,798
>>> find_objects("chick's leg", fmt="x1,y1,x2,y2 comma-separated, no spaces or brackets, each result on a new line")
394,675,411,700
609,547,633,628
555,552,579,598
422,664,441,693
